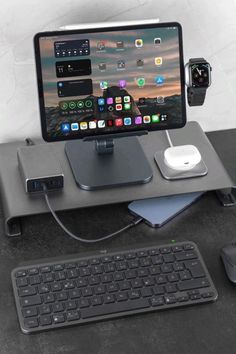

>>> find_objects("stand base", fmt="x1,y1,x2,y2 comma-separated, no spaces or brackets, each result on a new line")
65,137,153,190
154,150,208,180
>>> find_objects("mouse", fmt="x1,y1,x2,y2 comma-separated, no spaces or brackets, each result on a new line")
221,243,236,283
164,145,202,171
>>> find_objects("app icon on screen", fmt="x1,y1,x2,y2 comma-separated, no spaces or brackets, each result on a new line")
135,116,142,124
137,59,144,67
154,38,161,45
98,98,105,105
89,121,97,129
115,97,122,103
71,122,79,131
97,41,105,51
136,78,145,87
135,39,143,47
77,100,84,109
80,122,88,130
155,76,165,85
85,100,93,108
124,117,132,125
108,105,114,112
124,103,131,110
107,97,114,105
116,41,124,49
69,101,76,109
152,114,160,123
115,104,122,111
100,81,108,90
117,60,125,69
107,120,114,127
115,118,123,127
123,96,130,103
61,123,70,133
98,63,106,71
60,102,68,110
98,106,105,112
143,115,151,123
119,80,127,88
155,57,162,66
98,120,106,128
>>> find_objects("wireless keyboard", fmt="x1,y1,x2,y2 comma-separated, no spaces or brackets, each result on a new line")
12,241,218,334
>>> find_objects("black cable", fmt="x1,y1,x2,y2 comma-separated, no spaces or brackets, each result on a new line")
42,184,143,244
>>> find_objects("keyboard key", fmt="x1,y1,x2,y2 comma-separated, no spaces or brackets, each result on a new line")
82,287,93,297
161,264,173,273
94,285,105,295
65,300,77,310
125,252,136,259
51,283,62,292
160,247,171,254
40,266,51,273
53,303,64,312
143,277,154,287
15,270,27,277
163,254,175,263
67,311,80,321
107,283,119,293
175,251,197,261
104,264,115,273
28,268,39,275
91,296,103,306
172,246,183,253
77,278,88,288
81,298,149,319
20,295,42,307
156,275,167,284
202,291,215,298
165,284,177,293
65,263,76,269
141,287,153,298
24,317,38,328
177,295,189,302
128,290,140,300
167,273,179,282
22,307,38,318
104,294,115,304
173,262,184,271
38,284,50,294
40,315,52,326
19,287,37,297
137,251,148,258
53,314,65,324
63,281,75,290
77,260,88,267
119,281,131,291
29,275,41,285
140,258,151,267
151,255,163,265
179,270,191,281
101,274,113,283
54,271,66,281
78,298,90,308
116,292,128,302
39,304,51,315
67,269,79,279
53,264,64,271
178,278,210,291
125,270,136,279
153,285,165,295
184,244,195,250
164,294,176,304
131,279,143,288
150,296,164,306
89,276,100,285
57,292,68,301
184,260,206,278
69,289,81,299
128,260,139,269
137,268,149,277
149,266,160,275
44,294,54,303
16,277,28,287
113,272,124,281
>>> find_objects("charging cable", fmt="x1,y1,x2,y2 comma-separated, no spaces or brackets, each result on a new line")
42,184,143,244
165,130,174,147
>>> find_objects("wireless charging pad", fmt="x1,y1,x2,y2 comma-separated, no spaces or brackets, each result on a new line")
154,149,208,180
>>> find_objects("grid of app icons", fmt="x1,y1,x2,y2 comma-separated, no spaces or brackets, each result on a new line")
59,35,168,135
61,113,168,134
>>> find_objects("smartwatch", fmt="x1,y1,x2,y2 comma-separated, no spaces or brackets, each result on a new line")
185,58,212,106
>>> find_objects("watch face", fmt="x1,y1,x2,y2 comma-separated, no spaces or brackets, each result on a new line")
191,63,210,87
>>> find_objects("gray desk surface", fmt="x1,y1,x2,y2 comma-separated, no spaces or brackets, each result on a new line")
1,128,236,354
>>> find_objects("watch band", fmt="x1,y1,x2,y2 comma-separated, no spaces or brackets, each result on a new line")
187,58,207,106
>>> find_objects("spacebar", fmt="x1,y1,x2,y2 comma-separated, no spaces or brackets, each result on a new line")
81,299,150,319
